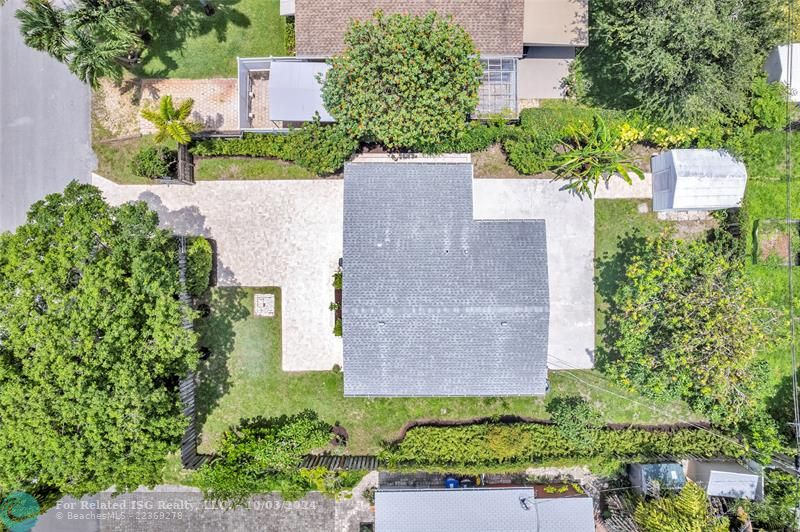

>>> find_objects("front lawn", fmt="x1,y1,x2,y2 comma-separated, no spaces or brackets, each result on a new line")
195,287,699,456
195,157,314,180
136,0,287,78
93,135,174,184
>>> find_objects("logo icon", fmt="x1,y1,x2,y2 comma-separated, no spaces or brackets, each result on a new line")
0,492,40,532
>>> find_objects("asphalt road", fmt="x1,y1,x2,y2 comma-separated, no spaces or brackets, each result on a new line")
0,0,95,232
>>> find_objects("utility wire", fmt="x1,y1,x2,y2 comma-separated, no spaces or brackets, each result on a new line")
547,355,797,472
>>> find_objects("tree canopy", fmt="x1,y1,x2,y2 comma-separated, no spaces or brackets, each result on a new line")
580,0,784,125
321,11,483,152
0,182,197,496
604,233,767,426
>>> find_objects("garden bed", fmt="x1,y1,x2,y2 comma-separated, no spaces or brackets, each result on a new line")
754,219,800,265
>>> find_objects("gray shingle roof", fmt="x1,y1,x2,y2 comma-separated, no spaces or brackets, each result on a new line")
374,488,594,532
342,162,549,396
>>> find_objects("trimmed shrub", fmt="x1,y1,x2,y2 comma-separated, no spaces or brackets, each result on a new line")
284,16,296,55
546,396,601,449
191,123,358,176
130,145,176,179
294,117,359,175
380,423,743,468
186,237,212,296
333,318,342,337
439,122,513,153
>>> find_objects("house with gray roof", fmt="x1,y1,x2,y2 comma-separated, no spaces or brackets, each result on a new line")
342,159,549,396
374,487,595,532
239,0,587,128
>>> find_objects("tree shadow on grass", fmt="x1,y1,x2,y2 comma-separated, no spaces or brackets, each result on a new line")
767,368,800,440
594,230,649,371
136,0,251,77
195,287,249,429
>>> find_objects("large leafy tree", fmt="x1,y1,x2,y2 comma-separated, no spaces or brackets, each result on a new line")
321,11,483,152
194,411,332,504
604,233,767,426
0,182,197,496
581,0,784,125
15,0,146,87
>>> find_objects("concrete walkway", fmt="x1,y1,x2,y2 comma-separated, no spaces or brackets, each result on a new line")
594,172,653,199
93,174,343,372
474,179,595,370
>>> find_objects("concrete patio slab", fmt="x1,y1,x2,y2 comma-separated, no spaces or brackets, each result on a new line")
473,178,595,370
93,174,343,371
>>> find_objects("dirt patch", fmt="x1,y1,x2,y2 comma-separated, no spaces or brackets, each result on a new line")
473,144,523,178
672,218,719,240
756,219,800,265
624,143,657,172
92,78,143,140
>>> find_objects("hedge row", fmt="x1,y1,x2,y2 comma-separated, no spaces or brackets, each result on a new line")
192,120,358,175
380,423,743,467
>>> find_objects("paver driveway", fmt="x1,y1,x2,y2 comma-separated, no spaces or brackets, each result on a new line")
94,174,343,371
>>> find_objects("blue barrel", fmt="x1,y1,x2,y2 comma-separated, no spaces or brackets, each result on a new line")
444,477,460,489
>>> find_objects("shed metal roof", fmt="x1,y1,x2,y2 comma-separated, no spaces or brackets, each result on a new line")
652,149,747,211
342,162,549,396
765,44,800,103
640,463,687,491
268,61,334,122
375,489,594,532
707,471,760,500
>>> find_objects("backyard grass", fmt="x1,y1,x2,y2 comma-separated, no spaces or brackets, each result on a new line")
194,287,700,456
195,157,314,180
595,199,674,355
135,0,287,78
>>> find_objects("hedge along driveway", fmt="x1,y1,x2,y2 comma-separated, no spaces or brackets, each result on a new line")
93,173,343,372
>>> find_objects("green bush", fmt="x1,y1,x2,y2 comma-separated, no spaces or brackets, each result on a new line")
439,122,513,153
194,411,332,504
519,102,624,134
380,423,743,468
749,76,790,131
186,237,212,296
546,396,601,449
191,123,358,176
743,470,800,530
503,136,555,175
285,16,296,55
332,271,342,289
333,318,342,337
130,145,176,179
294,117,359,175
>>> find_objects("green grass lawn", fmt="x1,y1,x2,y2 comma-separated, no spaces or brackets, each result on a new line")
93,135,174,185
195,287,699,456
195,157,314,180
594,199,675,355
135,0,287,78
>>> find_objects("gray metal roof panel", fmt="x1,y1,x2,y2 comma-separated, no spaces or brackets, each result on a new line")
342,162,549,396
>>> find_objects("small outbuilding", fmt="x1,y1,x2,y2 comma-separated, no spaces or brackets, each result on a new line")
651,149,748,212
685,460,764,501
628,463,686,496
765,43,800,103
268,61,333,123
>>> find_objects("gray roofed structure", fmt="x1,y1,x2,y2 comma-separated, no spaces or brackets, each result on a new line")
342,162,549,396
268,61,334,122
374,488,594,532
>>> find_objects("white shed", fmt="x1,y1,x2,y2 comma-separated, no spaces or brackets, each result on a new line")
686,460,764,501
651,149,747,212
765,43,800,103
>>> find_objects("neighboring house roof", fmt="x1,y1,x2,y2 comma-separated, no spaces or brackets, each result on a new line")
765,43,800,103
651,149,748,212
293,0,525,57
268,61,334,122
342,161,549,396
374,489,594,532
523,0,588,46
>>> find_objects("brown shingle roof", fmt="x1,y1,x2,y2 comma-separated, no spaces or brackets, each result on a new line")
294,0,524,57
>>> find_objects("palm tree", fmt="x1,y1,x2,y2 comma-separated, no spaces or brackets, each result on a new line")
141,95,200,145
65,28,130,87
15,0,68,61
